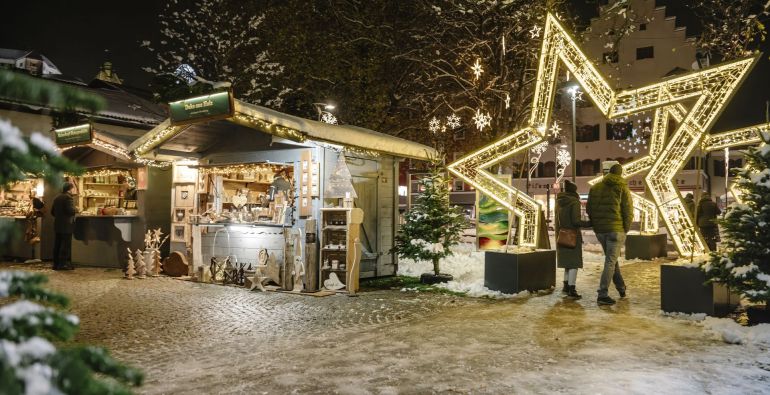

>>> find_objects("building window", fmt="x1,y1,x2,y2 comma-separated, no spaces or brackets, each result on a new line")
453,130,466,141
579,159,597,176
606,122,633,140
576,124,600,142
603,51,619,64
639,23,647,31
636,46,654,60
541,161,556,178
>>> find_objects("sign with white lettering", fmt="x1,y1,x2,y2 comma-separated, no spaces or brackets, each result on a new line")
54,124,92,147
168,90,234,125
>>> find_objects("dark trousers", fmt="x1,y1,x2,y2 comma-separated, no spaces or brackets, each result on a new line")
700,226,719,251
53,232,72,268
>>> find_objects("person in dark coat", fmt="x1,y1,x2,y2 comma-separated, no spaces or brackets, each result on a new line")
587,163,633,306
51,182,78,270
695,193,721,251
555,180,591,299
683,193,695,218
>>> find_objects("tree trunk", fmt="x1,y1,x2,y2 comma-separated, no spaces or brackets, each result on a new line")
432,256,440,275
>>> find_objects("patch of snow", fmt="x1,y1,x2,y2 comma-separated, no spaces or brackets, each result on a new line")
660,310,707,321
703,317,770,346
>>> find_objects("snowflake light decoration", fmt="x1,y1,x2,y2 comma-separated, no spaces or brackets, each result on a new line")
446,114,461,129
548,121,562,138
428,117,441,133
321,112,338,125
528,142,549,179
471,58,483,80
472,109,492,132
555,148,571,184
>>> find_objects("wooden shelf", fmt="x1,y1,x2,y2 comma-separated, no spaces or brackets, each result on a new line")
322,248,347,252
85,195,121,199
222,178,271,184
323,225,347,230
321,268,347,273
84,183,122,186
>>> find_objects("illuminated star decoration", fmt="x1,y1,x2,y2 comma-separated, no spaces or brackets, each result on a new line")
446,114,461,129
472,109,492,132
529,25,542,39
555,148,571,184
448,13,757,254
505,93,511,109
428,117,441,133
471,58,484,80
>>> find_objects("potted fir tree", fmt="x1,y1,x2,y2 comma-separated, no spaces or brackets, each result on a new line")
702,135,770,324
393,166,467,284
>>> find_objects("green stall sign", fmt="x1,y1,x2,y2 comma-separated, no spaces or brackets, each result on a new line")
54,124,93,146
169,91,234,125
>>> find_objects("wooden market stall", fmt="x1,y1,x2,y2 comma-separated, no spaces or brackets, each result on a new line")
129,91,436,293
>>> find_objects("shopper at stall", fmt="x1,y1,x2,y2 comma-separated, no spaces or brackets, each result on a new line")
51,182,78,270
587,164,632,306
695,193,721,251
555,180,591,299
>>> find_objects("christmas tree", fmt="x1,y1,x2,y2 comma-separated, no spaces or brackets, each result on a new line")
393,166,467,277
0,271,143,394
134,250,146,279
125,249,136,280
703,134,770,310
324,153,357,199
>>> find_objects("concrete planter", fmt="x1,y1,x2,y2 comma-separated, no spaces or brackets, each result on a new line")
660,265,739,317
625,233,667,260
484,250,555,294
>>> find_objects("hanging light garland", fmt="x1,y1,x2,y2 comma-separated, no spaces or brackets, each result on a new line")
198,163,287,176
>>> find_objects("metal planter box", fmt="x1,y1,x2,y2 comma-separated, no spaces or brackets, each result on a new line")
484,250,556,294
660,265,740,316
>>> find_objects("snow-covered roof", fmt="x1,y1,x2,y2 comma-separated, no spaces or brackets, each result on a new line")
129,99,437,161
0,74,166,127
234,101,437,160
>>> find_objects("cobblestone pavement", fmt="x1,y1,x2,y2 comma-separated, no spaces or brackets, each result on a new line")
3,261,769,394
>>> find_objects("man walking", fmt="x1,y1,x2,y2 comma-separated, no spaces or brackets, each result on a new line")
587,164,633,306
51,182,78,270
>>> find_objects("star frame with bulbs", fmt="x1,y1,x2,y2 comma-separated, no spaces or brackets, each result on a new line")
448,13,757,254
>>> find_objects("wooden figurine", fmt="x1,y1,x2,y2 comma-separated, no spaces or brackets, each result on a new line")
291,231,304,292
135,249,146,279
125,248,135,280
151,249,162,277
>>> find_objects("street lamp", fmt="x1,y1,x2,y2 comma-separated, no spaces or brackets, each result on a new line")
566,85,581,183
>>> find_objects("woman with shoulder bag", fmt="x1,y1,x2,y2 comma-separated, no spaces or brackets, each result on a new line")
555,180,591,299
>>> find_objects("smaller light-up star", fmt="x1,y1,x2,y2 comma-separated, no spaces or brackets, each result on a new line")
549,121,562,138
529,25,542,38
446,114,461,129
471,58,483,80
428,117,441,133
472,109,492,131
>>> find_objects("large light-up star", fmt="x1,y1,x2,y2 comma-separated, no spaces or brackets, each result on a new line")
448,13,757,252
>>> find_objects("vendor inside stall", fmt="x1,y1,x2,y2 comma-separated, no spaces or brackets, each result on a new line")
0,178,45,260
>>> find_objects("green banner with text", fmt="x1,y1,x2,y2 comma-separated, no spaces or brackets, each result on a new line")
54,124,92,146
169,90,234,125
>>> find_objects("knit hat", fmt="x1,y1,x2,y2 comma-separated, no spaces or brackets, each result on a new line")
610,164,623,175
564,180,578,193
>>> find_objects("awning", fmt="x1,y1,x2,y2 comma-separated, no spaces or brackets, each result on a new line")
129,99,437,161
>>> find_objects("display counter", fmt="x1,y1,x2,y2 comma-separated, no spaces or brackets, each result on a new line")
72,215,138,267
191,223,288,276
0,216,41,261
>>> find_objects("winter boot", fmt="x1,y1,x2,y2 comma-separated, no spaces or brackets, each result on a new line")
566,285,582,299
597,295,616,306
618,288,627,298
561,281,569,294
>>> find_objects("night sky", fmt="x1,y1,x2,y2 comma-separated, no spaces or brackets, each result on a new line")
1,0,767,130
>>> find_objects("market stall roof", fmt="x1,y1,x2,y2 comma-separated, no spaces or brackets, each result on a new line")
129,99,438,161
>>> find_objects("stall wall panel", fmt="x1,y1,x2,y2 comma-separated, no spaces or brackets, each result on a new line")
141,167,173,257
198,228,285,270
376,156,397,277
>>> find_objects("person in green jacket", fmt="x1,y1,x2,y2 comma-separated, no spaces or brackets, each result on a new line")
587,164,633,306
555,180,592,299
695,193,721,251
